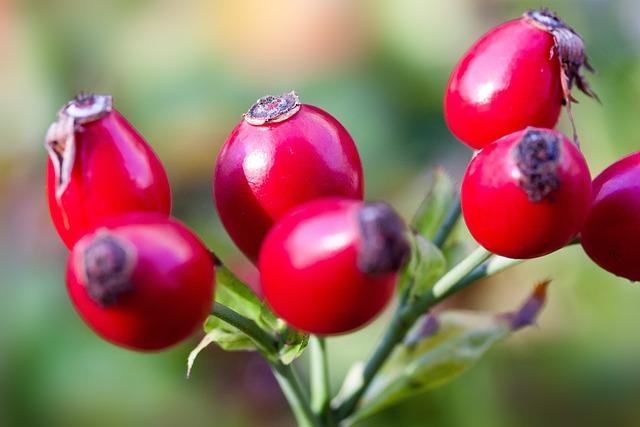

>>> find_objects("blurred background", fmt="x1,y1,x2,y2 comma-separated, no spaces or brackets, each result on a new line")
2,0,640,426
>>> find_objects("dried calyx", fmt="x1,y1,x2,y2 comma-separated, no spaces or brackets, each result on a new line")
61,92,113,123
524,9,598,143
524,9,598,102
45,93,113,200
514,128,561,203
244,91,300,126
357,202,410,276
81,230,136,307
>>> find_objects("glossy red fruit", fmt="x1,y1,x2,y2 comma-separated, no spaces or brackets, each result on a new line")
66,213,214,351
214,92,364,262
445,9,597,149
581,152,640,281
259,198,409,335
46,93,171,248
461,127,592,259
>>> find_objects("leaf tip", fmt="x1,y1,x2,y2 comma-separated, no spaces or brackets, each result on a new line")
509,279,551,330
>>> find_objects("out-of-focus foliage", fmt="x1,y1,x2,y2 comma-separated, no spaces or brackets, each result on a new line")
2,0,640,426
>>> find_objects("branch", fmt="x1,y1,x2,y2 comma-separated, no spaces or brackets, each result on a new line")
310,336,334,425
211,303,320,426
336,247,492,420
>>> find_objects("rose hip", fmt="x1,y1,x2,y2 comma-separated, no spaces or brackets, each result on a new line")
213,92,364,262
581,152,640,281
66,213,214,351
46,93,171,248
259,198,409,335
461,127,592,259
444,9,597,149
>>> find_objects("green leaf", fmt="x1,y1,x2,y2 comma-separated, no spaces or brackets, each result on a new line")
187,317,258,377
215,266,265,324
411,168,456,241
203,317,258,350
333,362,365,406
215,266,290,334
278,328,310,365
440,238,473,266
259,301,281,331
399,235,446,301
203,266,309,365
351,282,549,422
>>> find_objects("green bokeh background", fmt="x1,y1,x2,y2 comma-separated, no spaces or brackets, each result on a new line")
2,0,640,426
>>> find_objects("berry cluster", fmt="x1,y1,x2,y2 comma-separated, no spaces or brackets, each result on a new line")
45,94,213,350
45,91,410,349
43,9,636,366
447,9,638,282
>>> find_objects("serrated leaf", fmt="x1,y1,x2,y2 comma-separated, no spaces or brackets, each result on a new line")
399,235,447,301
411,168,455,241
351,282,549,422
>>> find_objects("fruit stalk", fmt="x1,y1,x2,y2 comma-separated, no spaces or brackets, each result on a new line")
310,336,335,426
431,196,462,248
335,246,492,420
211,302,321,427
272,363,322,427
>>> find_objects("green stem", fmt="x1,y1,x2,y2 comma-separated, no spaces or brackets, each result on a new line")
336,247,492,420
310,336,334,425
211,302,278,353
211,303,319,427
430,246,492,299
432,196,461,248
272,363,321,427
450,256,523,296
447,240,578,299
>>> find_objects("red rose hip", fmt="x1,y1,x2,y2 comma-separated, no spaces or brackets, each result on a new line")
581,152,640,281
66,213,214,351
259,198,409,335
46,93,171,248
461,127,592,259
214,92,364,262
444,9,597,149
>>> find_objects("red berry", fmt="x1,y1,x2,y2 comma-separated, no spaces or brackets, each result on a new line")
46,93,171,248
66,213,214,351
444,9,597,149
259,198,409,335
461,127,592,259
214,92,364,262
581,152,640,281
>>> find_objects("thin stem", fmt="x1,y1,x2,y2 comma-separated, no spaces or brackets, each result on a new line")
432,196,462,248
211,302,278,353
211,302,320,426
272,363,321,427
336,246,492,420
310,336,334,425
451,256,523,296
430,247,492,299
